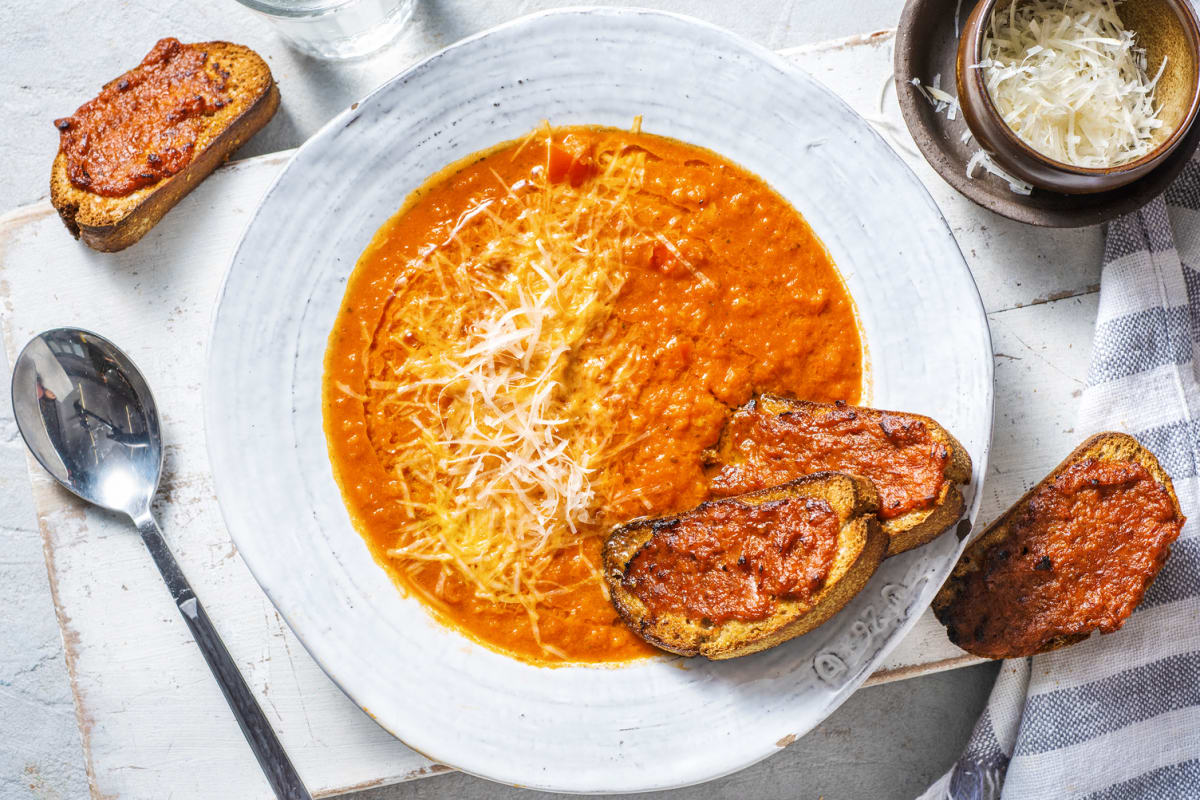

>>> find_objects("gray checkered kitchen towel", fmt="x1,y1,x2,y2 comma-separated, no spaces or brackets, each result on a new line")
920,164,1200,799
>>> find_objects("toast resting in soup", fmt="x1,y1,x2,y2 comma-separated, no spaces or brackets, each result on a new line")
703,394,972,557
933,433,1185,659
50,38,279,252
604,472,886,659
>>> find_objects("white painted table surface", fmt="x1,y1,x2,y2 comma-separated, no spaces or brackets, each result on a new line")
0,3,1105,800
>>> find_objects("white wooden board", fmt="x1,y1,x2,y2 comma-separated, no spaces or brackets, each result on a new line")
0,31,1103,799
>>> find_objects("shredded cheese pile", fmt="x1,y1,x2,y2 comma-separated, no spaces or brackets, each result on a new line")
982,0,1167,168
363,131,649,654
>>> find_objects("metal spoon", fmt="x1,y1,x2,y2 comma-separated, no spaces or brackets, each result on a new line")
11,328,311,800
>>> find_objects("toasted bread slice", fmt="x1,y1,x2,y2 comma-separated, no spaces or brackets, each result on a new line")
604,472,887,659
50,40,279,252
703,394,972,557
933,433,1186,659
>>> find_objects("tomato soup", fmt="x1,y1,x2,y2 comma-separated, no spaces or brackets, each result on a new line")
323,125,864,664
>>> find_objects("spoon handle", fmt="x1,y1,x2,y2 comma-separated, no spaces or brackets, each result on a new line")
134,511,312,800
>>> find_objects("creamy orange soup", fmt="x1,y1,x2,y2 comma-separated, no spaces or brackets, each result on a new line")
323,125,864,664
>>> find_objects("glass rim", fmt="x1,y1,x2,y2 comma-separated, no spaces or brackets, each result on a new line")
233,0,361,18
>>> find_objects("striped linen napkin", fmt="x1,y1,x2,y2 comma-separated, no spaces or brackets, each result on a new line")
920,168,1200,799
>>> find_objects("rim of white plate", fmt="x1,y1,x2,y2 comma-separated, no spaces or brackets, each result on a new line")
205,7,994,793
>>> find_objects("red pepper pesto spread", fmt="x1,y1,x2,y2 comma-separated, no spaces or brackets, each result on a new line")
323,126,864,665
945,458,1183,658
623,497,841,624
708,400,948,520
54,38,232,197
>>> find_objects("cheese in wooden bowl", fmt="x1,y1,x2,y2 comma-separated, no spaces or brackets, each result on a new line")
957,0,1200,193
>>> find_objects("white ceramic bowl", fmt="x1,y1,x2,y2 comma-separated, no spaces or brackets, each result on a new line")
207,8,993,793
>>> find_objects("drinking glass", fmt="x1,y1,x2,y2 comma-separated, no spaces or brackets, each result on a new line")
234,0,417,60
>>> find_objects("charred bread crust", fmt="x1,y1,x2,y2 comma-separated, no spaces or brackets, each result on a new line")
50,42,279,252
704,394,972,557
933,432,1185,659
603,472,887,660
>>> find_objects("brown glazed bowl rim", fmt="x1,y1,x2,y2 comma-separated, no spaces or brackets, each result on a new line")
959,0,1200,178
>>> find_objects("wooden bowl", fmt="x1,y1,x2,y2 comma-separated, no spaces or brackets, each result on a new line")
957,0,1200,194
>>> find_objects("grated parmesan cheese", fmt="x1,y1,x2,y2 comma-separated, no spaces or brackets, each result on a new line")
967,149,1035,194
369,128,651,655
908,75,1035,194
982,0,1167,168
912,74,961,120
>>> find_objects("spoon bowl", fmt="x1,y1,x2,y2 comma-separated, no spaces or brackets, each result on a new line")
11,328,162,516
